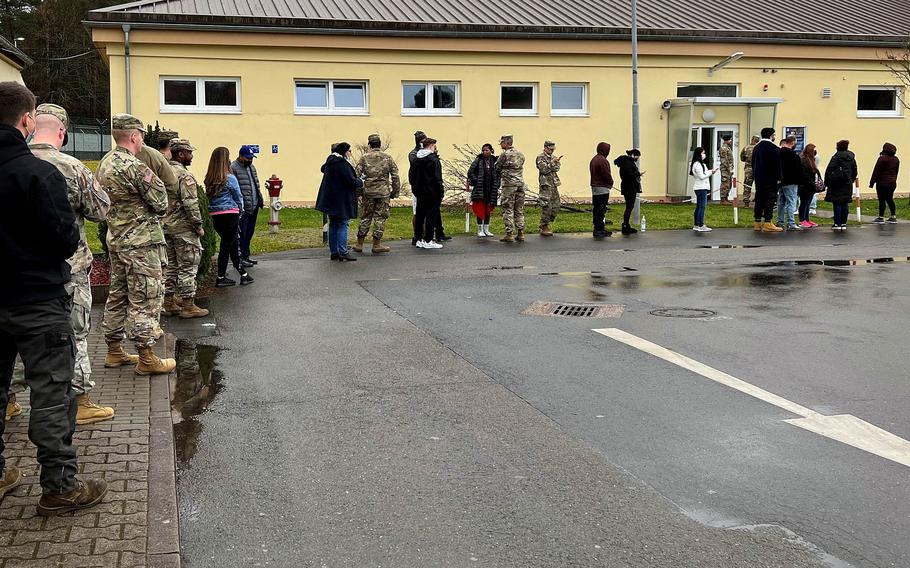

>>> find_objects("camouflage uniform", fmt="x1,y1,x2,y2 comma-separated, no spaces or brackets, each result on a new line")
9,106,111,397
495,142,526,234
356,142,401,240
165,141,204,300
536,144,562,224
719,142,734,201
740,141,757,205
98,115,168,349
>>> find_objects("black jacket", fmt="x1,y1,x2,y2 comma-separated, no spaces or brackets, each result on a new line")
315,155,363,219
410,151,444,200
824,150,858,203
751,140,782,185
780,147,804,186
799,157,821,197
0,124,79,306
613,155,642,197
468,154,500,203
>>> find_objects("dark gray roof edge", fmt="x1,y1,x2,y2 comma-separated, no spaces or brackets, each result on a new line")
83,13,909,48
0,35,33,68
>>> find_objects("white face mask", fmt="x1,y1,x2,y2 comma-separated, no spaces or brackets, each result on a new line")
701,153,706,161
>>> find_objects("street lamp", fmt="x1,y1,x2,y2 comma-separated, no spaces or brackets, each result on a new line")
708,52,745,76
13,37,24,49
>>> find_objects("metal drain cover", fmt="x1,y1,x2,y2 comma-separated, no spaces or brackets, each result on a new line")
523,301,624,318
650,308,716,318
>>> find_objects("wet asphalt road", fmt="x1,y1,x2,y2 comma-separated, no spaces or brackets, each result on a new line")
167,223,910,568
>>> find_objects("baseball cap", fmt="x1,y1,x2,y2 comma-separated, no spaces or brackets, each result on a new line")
239,145,256,159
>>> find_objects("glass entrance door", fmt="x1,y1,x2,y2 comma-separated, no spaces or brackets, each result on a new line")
688,125,738,199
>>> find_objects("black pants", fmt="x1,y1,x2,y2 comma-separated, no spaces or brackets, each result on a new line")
798,192,814,222
0,296,78,493
433,196,446,239
877,186,896,217
623,193,635,225
476,214,491,225
753,182,779,222
414,193,440,242
239,209,259,259
593,193,610,232
212,213,242,277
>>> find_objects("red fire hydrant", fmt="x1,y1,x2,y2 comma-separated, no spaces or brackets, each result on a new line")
266,175,283,233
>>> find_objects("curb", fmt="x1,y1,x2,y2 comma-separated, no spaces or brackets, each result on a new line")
146,334,182,567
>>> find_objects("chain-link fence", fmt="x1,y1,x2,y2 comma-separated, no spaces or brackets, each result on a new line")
61,118,111,160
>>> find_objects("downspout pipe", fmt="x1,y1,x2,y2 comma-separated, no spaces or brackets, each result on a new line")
122,24,131,114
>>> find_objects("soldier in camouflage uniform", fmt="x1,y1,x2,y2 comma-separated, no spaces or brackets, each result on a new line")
536,140,562,237
6,104,116,426
495,134,527,242
157,129,178,160
354,134,400,254
719,134,734,202
163,139,208,319
97,114,176,376
740,135,760,207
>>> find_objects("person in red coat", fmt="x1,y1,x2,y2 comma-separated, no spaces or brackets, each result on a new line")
869,142,900,223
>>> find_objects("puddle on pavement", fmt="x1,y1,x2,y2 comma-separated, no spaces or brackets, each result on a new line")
751,256,910,267
172,339,223,469
698,244,763,249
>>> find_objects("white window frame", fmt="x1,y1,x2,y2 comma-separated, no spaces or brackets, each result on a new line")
676,83,740,98
550,82,589,116
500,83,538,117
160,76,241,114
400,81,461,116
294,80,369,116
857,86,902,118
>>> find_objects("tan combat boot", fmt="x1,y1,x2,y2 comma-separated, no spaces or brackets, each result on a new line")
753,221,763,232
372,238,390,254
135,346,176,376
161,294,181,316
762,221,784,233
539,224,553,237
179,298,210,319
104,341,139,368
500,232,514,243
515,229,525,242
75,394,115,425
5,393,21,422
352,236,365,253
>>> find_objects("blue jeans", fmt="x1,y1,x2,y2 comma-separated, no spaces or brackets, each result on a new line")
694,190,709,226
328,216,350,255
777,184,798,228
832,201,850,225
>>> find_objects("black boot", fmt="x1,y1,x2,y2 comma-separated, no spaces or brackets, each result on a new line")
621,224,638,235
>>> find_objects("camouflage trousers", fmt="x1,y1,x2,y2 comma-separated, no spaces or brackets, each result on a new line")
357,197,391,240
741,172,754,204
103,245,165,348
9,269,94,396
539,185,561,224
165,235,202,299
720,173,733,200
501,183,526,234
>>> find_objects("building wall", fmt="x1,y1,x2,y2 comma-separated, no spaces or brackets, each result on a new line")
93,29,908,204
0,55,24,84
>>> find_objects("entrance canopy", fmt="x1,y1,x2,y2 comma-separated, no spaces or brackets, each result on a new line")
665,97,783,198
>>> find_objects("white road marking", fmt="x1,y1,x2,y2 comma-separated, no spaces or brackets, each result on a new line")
593,327,910,468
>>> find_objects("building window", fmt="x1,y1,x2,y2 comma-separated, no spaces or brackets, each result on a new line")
402,82,460,115
294,80,368,115
551,83,588,116
676,84,739,98
857,87,901,117
500,83,538,116
160,77,240,113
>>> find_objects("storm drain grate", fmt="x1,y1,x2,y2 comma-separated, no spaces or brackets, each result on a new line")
650,308,717,319
523,301,624,319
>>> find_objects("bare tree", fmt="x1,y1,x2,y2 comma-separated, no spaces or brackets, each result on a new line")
882,42,910,109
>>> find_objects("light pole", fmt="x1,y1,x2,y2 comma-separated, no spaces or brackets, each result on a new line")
630,0,640,150
14,37,24,49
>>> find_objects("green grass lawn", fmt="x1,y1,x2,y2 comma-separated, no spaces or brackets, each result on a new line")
85,200,858,257
815,198,910,219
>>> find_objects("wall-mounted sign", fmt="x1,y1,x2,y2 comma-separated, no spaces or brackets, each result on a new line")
272,145,279,154
783,126,807,153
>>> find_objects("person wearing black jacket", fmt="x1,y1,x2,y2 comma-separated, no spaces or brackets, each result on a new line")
614,149,642,235
315,142,363,260
750,127,784,232
869,143,900,223
410,137,445,249
467,143,500,237
0,81,107,514
776,136,804,230
824,140,859,231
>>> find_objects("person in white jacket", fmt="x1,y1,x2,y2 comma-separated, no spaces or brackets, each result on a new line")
690,147,718,231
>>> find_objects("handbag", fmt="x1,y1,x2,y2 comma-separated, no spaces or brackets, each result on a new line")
814,173,825,193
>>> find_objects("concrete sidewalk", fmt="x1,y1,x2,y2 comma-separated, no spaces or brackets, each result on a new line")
0,308,179,568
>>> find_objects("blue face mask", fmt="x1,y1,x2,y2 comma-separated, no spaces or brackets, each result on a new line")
24,113,36,144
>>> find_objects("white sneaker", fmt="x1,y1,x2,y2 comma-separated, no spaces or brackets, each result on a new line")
483,225,495,237
416,240,427,248
426,240,443,249
702,226,713,232
478,228,487,237
692,226,701,231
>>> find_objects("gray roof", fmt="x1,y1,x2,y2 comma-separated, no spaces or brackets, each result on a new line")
86,0,910,46
0,35,32,69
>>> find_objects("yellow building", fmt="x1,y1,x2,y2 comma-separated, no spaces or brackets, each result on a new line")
87,1,910,205
0,35,30,84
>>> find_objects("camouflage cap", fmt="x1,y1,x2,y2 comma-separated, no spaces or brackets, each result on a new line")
111,113,144,131
170,138,196,153
368,133,381,145
158,129,178,144
500,134,513,143
36,104,69,129
544,140,556,148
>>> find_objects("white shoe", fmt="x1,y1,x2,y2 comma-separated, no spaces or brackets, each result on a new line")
416,240,427,248
426,240,443,249
483,225,495,237
702,226,713,232
692,226,700,231
478,228,486,237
